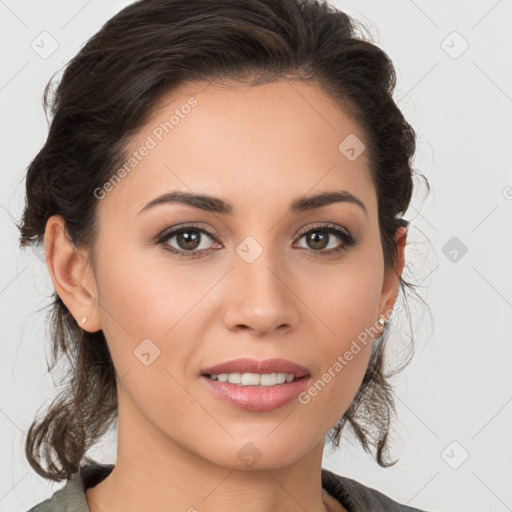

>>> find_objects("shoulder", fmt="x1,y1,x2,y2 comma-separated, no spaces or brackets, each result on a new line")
25,463,115,512
321,468,434,512
24,477,85,512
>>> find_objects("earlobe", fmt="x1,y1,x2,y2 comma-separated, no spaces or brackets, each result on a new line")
44,215,101,332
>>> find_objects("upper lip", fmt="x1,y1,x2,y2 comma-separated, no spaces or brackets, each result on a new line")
201,358,310,378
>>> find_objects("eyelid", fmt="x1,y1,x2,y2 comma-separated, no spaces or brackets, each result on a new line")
155,224,220,247
295,222,351,239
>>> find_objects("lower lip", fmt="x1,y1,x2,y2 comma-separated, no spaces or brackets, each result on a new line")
200,375,311,412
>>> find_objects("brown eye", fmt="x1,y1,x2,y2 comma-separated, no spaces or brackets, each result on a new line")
294,224,355,255
172,230,203,251
157,226,219,257
304,231,330,250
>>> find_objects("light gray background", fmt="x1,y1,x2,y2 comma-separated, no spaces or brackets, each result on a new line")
1,1,511,511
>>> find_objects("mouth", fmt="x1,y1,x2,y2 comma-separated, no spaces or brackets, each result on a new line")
200,372,311,412
205,372,305,387
200,357,310,383
199,358,311,411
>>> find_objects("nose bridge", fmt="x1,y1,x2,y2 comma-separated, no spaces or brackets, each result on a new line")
236,234,286,300
224,233,298,333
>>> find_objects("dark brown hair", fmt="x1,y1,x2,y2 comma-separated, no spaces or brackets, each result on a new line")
19,0,430,481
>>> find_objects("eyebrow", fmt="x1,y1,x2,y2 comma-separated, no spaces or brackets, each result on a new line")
138,189,367,217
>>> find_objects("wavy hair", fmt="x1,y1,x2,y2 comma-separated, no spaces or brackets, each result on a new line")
18,0,430,481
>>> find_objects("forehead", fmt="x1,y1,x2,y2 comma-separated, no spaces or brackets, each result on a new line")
97,79,376,222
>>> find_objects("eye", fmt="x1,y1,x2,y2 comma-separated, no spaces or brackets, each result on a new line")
156,225,220,258
293,223,356,255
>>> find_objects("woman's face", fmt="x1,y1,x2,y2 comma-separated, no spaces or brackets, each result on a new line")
62,79,405,469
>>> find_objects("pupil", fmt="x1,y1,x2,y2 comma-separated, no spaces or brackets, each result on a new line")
308,232,328,250
178,231,200,250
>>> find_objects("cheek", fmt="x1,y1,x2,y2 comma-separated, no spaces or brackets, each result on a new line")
296,338,374,442
292,259,382,426
295,256,383,342
95,243,209,339
92,243,217,392
92,246,204,430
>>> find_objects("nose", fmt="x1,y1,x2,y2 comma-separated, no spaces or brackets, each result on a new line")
222,249,300,337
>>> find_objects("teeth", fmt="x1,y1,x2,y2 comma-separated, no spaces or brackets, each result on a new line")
209,372,297,386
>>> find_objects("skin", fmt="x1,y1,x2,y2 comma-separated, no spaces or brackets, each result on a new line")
45,79,406,512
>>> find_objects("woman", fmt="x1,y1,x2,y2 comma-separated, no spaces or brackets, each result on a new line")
20,0,432,510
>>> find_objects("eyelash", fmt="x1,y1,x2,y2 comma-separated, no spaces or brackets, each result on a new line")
156,223,356,259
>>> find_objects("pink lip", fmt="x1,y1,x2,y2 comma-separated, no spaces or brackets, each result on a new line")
200,357,310,378
199,358,311,412
200,376,310,412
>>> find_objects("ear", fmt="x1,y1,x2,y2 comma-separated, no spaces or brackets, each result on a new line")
44,215,102,333
378,226,407,321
